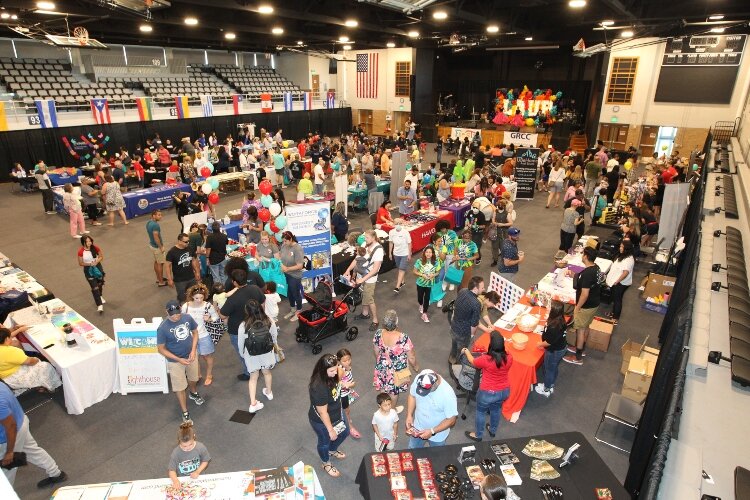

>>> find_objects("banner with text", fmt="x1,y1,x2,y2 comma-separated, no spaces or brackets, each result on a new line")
113,317,169,395
503,131,538,148
284,201,333,295
450,127,482,142
514,148,539,199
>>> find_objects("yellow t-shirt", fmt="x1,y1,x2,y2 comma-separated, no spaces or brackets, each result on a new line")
298,178,314,195
0,345,28,378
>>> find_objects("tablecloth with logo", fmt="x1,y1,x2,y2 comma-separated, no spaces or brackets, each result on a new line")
122,183,192,219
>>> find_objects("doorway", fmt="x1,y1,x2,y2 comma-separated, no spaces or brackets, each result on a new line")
598,123,629,151
311,74,320,100
640,125,659,159
654,126,678,156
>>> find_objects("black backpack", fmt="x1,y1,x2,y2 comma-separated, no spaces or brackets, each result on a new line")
243,321,274,356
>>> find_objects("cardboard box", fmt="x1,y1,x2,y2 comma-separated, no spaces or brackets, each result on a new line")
621,339,660,375
642,301,668,315
641,273,675,300
587,317,615,352
623,357,655,397
621,386,648,404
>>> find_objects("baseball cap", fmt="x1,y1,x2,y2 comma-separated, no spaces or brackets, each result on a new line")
415,369,438,396
166,300,181,315
508,227,521,236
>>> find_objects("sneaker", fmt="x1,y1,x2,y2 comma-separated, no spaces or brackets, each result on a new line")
100,297,106,304
237,373,250,381
45,211,56,215
72,234,81,239
97,305,103,314
248,401,265,413
262,387,274,400
289,314,298,322
393,286,401,293
535,384,552,397
189,392,205,405
565,346,586,357
562,355,583,366
181,411,192,423
449,284,456,291
422,313,430,323
37,471,68,489
436,300,443,308
396,405,404,414
283,311,295,320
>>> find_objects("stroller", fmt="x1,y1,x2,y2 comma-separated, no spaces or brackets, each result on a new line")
295,279,359,354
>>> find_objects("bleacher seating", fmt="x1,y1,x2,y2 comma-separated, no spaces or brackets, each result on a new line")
212,64,301,101
125,66,233,104
720,226,750,386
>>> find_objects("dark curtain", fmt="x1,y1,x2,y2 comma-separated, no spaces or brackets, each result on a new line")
0,107,352,180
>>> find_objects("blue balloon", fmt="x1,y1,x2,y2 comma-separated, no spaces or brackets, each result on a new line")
208,178,219,190
356,234,365,245
260,194,273,208
264,222,272,234
275,232,283,243
422,174,432,184
332,161,341,171
275,214,288,229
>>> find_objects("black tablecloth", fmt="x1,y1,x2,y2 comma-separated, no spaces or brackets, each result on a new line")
144,169,167,186
355,431,628,499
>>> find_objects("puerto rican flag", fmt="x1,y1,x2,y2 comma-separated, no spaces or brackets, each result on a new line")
90,98,111,124
302,92,312,110
232,94,244,115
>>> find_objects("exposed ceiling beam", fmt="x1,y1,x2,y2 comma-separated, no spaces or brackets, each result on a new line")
600,0,637,21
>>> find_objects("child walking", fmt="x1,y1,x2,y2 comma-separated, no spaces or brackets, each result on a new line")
337,348,361,439
372,392,399,451
168,422,211,488
264,281,281,324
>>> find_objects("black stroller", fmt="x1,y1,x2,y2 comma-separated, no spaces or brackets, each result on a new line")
295,280,359,354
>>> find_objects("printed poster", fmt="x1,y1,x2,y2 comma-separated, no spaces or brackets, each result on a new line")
113,318,169,394
284,201,333,294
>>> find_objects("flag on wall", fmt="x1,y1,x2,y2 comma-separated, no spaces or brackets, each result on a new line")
135,97,153,121
283,92,293,112
232,94,244,115
0,101,8,132
261,93,272,113
34,99,59,128
356,52,379,99
326,91,335,109
174,96,190,119
302,92,312,111
90,98,111,124
200,95,214,117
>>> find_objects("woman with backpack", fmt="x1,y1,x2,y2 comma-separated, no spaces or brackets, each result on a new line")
237,299,278,413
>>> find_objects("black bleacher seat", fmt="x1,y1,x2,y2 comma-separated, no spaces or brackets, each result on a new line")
731,356,750,387
736,466,750,499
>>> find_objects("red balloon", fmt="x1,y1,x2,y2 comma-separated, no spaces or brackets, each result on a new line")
168,164,179,172
258,208,271,222
166,178,176,185
208,193,219,204
269,221,279,233
259,179,273,196
200,167,211,177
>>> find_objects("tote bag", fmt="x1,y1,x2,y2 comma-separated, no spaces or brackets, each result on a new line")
444,265,464,285
259,259,288,296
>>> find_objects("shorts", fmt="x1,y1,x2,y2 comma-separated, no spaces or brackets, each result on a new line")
341,394,350,410
197,335,215,356
573,306,598,330
167,358,200,392
362,281,376,305
394,255,409,271
374,435,395,450
151,246,166,264
549,181,564,193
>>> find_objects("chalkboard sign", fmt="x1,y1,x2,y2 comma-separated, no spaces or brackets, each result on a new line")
514,148,539,199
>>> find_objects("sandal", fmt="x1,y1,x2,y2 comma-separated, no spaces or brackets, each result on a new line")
321,463,340,477
350,428,362,439
329,450,346,459
204,376,213,386
369,322,379,332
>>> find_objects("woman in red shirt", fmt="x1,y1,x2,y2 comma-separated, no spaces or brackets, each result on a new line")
375,200,395,231
461,332,513,441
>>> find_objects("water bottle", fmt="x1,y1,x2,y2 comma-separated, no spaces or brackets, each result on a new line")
239,233,247,245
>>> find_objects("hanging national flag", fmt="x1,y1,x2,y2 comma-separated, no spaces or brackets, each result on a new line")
326,91,335,109
261,93,272,113
34,99,59,128
573,38,586,51
283,92,293,112
302,92,312,111
356,52,379,99
90,98,111,124
0,101,8,132
232,94,244,115
135,97,153,121
174,96,190,119
200,95,214,117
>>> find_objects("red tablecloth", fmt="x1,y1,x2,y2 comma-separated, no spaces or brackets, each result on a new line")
473,295,546,423
405,210,454,253
302,158,313,177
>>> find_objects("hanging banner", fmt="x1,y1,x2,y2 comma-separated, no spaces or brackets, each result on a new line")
113,317,169,395
261,93,273,113
503,131,538,148
450,127,481,141
284,201,333,295
514,147,539,199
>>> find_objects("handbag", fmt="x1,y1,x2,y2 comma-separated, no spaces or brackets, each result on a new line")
273,343,285,363
393,367,412,387
444,265,464,285
487,224,498,241
201,303,227,345
429,280,447,304
259,259,288,296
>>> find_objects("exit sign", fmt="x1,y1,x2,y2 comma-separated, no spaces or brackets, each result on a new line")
610,116,619,123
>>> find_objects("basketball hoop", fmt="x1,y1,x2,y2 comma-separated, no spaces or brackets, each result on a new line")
73,27,89,47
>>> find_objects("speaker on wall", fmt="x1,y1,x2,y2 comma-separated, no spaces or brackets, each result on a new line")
329,59,337,74
409,74,416,103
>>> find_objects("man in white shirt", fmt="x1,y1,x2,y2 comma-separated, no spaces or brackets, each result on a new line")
274,129,283,145
345,230,383,332
606,154,620,173
313,159,326,195
193,151,210,176
389,222,412,293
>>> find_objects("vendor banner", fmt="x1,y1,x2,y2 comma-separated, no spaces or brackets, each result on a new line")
450,127,481,142
113,317,169,395
284,201,333,295
503,131,538,148
514,147,539,199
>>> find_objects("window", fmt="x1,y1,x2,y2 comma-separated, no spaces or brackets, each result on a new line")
395,61,411,98
606,57,638,104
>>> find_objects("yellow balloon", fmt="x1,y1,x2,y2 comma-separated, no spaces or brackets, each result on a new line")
550,95,557,102
525,118,535,127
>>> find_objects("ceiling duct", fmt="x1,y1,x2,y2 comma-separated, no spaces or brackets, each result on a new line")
358,0,438,15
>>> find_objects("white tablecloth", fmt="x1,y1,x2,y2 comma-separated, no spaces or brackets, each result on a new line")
5,300,118,415
502,180,518,201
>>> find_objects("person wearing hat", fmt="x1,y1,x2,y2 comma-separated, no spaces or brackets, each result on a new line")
157,300,205,423
498,227,523,283
405,369,458,448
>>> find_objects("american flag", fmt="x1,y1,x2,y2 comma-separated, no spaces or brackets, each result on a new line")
356,53,378,99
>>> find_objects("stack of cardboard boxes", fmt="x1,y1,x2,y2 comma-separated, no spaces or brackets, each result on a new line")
620,338,660,404
640,273,675,315
567,317,616,352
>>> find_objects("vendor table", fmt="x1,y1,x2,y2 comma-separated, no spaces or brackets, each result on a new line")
349,180,391,210
210,171,254,192
355,431,628,499
122,183,191,219
143,168,166,186
4,298,117,415
293,192,336,205
440,198,472,229
401,210,455,253
220,219,244,241
0,266,53,302
47,167,82,186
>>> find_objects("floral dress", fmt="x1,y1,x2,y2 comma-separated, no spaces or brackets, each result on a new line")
373,329,414,395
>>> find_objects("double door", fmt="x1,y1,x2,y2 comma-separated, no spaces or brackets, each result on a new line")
598,123,629,151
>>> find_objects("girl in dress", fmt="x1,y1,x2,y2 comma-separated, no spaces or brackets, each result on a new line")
337,349,361,439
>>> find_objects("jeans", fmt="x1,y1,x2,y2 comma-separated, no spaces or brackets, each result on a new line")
85,203,99,222
471,232,484,260
436,150,442,164
475,388,510,438
543,347,567,389
309,413,349,462
611,283,630,319
450,329,470,362
314,183,324,195
84,268,104,307
230,334,250,376
1,416,60,484
209,259,227,286
286,273,304,311
408,436,447,449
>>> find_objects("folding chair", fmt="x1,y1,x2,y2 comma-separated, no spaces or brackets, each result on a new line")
594,392,643,453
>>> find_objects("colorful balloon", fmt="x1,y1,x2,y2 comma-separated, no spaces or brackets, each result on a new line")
269,202,282,217
208,192,219,204
259,179,273,196
356,234,365,245
275,215,288,229
201,183,212,195
269,221,279,233
208,178,219,190
260,194,273,208
525,118,535,127
200,167,211,177
259,208,271,222
275,232,283,243
264,222,272,233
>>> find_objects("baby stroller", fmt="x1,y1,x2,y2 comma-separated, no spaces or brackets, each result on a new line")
295,280,359,354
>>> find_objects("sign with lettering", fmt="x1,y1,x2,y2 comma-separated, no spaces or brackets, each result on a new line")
514,148,539,199
503,132,538,148
450,127,482,142
113,317,169,395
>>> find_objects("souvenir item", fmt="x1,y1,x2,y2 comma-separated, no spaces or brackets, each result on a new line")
400,452,415,471
390,475,407,491
491,443,512,455
371,454,388,477
465,465,486,488
522,439,565,459
530,460,560,481
499,464,522,486
595,487,613,499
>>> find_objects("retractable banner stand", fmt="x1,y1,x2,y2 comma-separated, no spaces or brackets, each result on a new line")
113,317,169,395
285,201,333,295
514,147,539,199
390,150,408,199
657,182,690,247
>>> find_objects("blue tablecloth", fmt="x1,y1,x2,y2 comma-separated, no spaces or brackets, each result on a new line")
122,183,192,219
439,198,471,229
221,220,243,241
47,168,83,186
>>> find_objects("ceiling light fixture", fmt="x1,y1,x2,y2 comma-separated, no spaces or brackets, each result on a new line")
338,36,349,42
258,5,274,14
184,17,198,25
36,1,55,9
387,42,396,48
297,40,304,45
568,0,586,8
525,36,533,41
408,30,419,38
0,13,9,19
709,14,724,20
621,30,633,38
139,24,153,32
710,27,726,33
272,27,284,34
601,20,614,26
343,45,352,50
345,19,358,27
487,25,499,33
10,14,17,19
225,32,236,39
433,11,448,20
